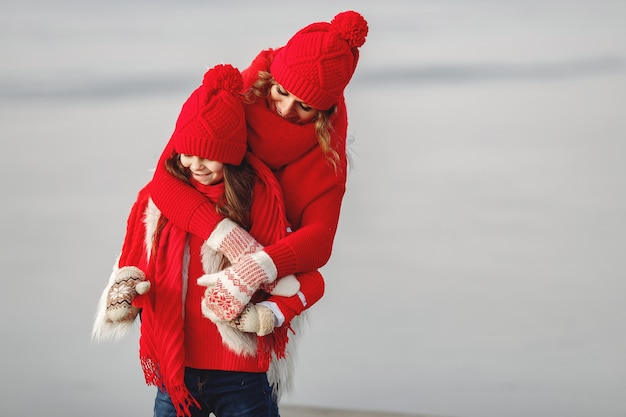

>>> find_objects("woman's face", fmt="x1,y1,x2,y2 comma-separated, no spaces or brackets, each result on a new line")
179,154,224,185
269,83,319,125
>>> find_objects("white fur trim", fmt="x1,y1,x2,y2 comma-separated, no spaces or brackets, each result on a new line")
267,312,309,402
201,239,226,276
215,322,258,356
143,199,161,260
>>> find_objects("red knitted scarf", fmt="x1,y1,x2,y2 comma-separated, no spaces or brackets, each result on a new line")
138,217,198,417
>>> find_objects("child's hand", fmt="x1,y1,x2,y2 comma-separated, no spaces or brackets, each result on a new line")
196,251,280,321
228,304,276,336
106,266,150,322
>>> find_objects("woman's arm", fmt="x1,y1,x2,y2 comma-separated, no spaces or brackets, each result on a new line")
260,269,325,326
264,184,345,276
148,135,223,240
264,100,350,277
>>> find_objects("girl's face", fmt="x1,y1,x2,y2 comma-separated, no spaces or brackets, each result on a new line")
179,154,224,185
269,83,319,125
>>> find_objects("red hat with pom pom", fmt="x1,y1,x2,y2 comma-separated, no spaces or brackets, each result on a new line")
270,10,368,111
172,64,247,165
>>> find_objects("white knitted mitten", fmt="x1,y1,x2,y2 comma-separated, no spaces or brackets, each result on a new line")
200,218,298,320
106,266,151,322
197,251,278,321
207,218,264,265
228,304,276,336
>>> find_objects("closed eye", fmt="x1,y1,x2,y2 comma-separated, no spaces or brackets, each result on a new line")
276,85,288,96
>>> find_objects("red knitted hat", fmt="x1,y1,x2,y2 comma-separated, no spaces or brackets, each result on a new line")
270,10,368,111
172,64,247,165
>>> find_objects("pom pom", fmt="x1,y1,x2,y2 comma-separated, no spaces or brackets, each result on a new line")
202,64,243,96
331,11,368,48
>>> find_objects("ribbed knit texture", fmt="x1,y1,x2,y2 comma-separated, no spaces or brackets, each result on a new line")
119,152,323,388
269,270,325,325
270,11,368,110
119,171,299,415
150,45,352,277
184,233,268,372
245,93,348,275
172,64,247,165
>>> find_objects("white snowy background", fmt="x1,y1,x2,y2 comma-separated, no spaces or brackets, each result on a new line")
1,1,625,416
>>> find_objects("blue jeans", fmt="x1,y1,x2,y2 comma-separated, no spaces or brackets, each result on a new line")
153,368,280,417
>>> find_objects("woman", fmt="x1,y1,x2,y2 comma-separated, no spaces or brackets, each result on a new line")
148,11,368,319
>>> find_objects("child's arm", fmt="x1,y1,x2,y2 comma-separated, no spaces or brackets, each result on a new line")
92,185,152,342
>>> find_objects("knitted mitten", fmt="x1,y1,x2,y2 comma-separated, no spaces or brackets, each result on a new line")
207,218,263,265
198,272,299,323
201,219,298,320
196,251,278,321
106,266,151,322
228,304,276,336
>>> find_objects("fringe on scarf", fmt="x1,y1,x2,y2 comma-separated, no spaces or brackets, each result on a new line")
168,384,200,417
141,354,199,417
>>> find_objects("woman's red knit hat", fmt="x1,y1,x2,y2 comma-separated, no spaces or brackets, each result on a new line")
270,10,368,111
172,64,247,165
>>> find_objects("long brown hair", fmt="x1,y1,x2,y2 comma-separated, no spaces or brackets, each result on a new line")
244,71,340,170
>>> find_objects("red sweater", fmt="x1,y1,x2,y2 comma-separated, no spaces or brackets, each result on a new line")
119,154,324,376
183,230,265,371
149,48,349,278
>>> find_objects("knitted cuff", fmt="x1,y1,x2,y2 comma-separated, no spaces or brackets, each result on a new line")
248,251,278,284
263,244,298,277
188,201,223,240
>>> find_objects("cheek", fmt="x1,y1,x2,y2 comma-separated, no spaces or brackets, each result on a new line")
207,162,224,174
297,110,317,124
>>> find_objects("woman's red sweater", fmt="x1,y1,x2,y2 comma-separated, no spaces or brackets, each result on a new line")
148,48,349,278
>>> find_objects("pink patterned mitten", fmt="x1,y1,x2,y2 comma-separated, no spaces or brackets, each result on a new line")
197,251,277,321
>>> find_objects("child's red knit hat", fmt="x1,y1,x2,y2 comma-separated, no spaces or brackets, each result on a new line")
270,10,368,111
172,64,247,165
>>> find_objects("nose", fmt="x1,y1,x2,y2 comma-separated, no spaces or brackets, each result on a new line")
278,98,296,117
189,156,203,171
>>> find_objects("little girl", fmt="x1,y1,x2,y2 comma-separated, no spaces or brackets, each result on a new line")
92,64,324,417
